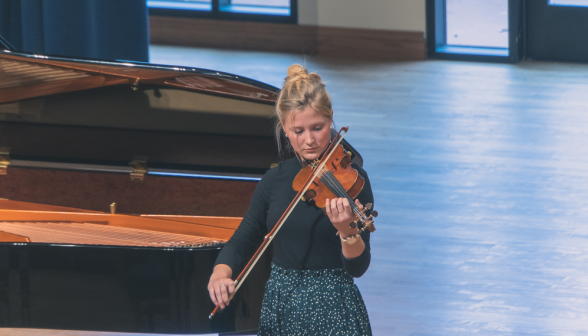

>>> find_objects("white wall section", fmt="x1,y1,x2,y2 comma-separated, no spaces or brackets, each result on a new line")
298,0,319,26
298,0,426,32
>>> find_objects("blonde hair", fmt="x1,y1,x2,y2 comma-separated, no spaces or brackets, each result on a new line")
275,64,332,155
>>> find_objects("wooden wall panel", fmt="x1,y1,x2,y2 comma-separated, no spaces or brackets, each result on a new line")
149,16,318,54
318,26,425,61
149,16,425,61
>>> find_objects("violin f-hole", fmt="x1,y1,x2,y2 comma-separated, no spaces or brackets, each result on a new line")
330,158,339,170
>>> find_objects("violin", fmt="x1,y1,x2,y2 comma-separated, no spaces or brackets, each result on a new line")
209,127,376,319
293,143,377,233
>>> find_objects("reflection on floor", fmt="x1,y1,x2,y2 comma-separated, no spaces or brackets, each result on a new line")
151,45,588,336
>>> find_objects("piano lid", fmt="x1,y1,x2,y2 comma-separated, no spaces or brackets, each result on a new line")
0,50,279,136
0,49,362,176
0,49,283,175
0,50,278,105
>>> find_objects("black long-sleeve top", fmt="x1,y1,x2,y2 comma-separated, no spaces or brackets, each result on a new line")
214,157,374,278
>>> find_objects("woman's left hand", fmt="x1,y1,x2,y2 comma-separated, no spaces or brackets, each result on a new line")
325,198,363,236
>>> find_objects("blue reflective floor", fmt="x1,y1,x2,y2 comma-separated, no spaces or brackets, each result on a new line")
151,45,588,336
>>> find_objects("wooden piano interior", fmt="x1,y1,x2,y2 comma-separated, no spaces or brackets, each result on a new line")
0,199,240,247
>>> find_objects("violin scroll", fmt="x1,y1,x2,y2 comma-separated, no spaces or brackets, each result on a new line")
362,217,376,233
350,202,377,233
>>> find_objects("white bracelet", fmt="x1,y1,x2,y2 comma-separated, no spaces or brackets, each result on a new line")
337,231,360,245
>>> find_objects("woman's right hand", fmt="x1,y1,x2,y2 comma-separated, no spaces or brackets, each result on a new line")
208,264,235,309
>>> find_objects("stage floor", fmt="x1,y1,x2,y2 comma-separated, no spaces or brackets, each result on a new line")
150,45,588,336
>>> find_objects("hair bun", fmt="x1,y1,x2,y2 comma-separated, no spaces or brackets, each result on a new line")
286,64,307,78
285,64,323,86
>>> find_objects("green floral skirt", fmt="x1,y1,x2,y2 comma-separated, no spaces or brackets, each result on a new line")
258,263,372,336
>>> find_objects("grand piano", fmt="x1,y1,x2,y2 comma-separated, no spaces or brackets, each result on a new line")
0,38,362,335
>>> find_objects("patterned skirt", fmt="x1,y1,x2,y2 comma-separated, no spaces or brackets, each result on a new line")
258,263,372,336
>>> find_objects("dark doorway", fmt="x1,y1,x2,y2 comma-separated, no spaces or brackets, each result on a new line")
526,0,588,62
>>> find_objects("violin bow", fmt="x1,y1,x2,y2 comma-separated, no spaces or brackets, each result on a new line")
209,127,349,319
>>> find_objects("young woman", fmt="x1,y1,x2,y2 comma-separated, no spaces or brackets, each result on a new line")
208,64,374,335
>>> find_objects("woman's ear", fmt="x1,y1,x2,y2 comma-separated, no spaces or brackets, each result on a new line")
330,110,334,128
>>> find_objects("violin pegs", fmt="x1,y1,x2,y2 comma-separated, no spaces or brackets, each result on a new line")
371,210,378,218
364,203,373,211
365,221,376,233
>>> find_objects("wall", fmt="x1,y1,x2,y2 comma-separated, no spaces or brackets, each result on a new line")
150,0,427,61
299,0,426,33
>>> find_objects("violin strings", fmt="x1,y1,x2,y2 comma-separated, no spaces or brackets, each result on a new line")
320,170,350,202
313,161,367,222
320,170,367,222
321,171,359,214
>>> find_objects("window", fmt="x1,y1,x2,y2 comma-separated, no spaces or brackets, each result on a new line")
446,0,508,52
549,0,588,6
148,0,212,11
426,0,523,63
223,0,290,15
148,0,214,18
148,0,296,23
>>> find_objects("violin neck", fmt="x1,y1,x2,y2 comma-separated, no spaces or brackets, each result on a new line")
320,171,367,222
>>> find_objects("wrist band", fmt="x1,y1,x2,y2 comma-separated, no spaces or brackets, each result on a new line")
337,231,360,245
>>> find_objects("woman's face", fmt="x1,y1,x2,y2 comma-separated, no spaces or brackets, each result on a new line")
282,105,332,161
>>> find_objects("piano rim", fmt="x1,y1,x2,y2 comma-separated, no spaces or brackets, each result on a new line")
0,49,280,95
